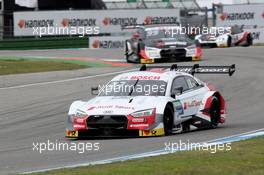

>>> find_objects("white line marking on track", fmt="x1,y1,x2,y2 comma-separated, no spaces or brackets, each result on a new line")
0,69,137,90
103,59,127,62
206,128,264,143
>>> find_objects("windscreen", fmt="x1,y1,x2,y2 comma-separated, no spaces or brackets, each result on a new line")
145,27,189,41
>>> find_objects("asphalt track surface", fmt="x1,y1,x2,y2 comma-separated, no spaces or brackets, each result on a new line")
0,47,264,174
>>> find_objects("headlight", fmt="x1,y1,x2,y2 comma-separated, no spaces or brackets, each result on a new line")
145,46,158,51
75,110,87,118
187,44,196,49
130,108,155,118
133,42,138,48
217,37,225,41
145,47,160,58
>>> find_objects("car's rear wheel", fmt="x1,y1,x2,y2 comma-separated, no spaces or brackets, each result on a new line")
245,34,253,46
163,105,174,135
210,96,220,128
182,122,191,132
227,36,232,47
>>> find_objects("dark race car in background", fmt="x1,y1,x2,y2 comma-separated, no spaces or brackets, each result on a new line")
123,25,202,64
195,26,253,48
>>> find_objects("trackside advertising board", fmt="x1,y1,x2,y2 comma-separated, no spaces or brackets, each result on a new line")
216,4,264,43
13,9,180,36
89,36,131,49
245,28,264,44
216,4,264,27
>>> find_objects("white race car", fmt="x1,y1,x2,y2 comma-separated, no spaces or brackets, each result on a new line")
66,64,235,138
195,26,253,48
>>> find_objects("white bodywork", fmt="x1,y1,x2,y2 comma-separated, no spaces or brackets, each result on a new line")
67,69,226,137
195,27,250,47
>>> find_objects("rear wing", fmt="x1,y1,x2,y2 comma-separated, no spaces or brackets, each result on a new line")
140,64,236,76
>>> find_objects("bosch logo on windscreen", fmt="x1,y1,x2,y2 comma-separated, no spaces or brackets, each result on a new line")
130,76,161,80
220,12,255,21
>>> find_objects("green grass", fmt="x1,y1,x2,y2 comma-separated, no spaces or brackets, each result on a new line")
0,37,88,50
30,136,264,175
0,55,114,75
0,59,87,75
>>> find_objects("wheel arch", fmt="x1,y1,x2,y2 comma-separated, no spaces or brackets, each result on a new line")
68,100,85,115
197,91,226,122
155,98,175,115
212,91,226,118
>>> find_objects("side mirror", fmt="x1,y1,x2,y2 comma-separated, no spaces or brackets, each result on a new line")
171,87,183,98
91,86,99,95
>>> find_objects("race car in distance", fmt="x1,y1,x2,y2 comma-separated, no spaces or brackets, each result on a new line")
66,64,235,138
123,25,202,64
195,26,253,48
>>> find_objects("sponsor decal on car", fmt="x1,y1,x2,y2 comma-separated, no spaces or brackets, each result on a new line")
184,100,203,109
87,105,135,110
173,100,184,115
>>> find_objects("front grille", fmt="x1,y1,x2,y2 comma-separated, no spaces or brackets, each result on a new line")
86,115,128,129
160,48,186,58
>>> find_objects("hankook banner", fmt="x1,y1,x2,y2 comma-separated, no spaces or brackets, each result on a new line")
13,9,180,36
244,27,264,44
216,4,264,27
89,36,131,49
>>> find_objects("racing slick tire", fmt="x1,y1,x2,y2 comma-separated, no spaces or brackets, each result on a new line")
183,57,200,62
163,104,174,135
182,122,191,133
210,96,221,128
244,34,253,47
227,36,232,47
125,41,140,63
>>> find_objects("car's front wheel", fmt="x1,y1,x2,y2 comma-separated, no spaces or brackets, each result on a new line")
163,105,174,135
